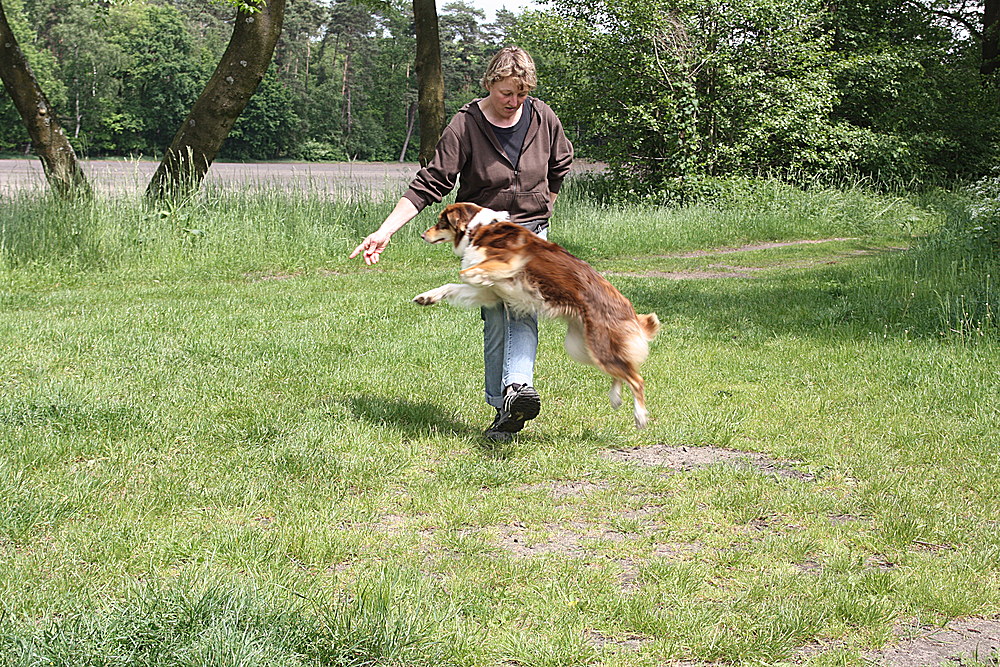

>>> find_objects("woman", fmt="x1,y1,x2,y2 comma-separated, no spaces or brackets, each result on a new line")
350,47,574,441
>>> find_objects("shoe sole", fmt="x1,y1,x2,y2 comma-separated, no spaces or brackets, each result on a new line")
494,387,541,434
482,429,513,442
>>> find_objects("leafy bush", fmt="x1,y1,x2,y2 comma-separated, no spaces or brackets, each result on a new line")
966,175,1000,250
221,70,301,161
294,140,349,163
522,0,1000,187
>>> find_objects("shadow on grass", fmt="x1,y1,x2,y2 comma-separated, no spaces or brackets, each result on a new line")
342,395,478,439
616,247,994,343
340,395,522,461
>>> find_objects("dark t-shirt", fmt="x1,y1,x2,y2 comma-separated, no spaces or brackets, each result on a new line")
488,97,532,170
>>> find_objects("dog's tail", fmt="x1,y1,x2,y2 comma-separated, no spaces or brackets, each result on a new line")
638,313,660,341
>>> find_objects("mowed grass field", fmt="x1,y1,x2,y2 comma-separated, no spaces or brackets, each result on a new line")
1,179,998,666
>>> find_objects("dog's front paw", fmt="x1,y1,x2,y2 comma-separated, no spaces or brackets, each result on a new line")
609,381,623,409
413,288,443,306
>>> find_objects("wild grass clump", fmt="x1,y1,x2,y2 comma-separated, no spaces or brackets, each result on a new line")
0,185,418,281
556,174,937,259
963,173,1000,250
838,184,999,340
0,569,464,667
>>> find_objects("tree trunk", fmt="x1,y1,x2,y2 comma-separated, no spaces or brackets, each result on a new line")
146,0,286,200
984,0,1000,80
399,100,417,161
0,0,90,198
413,0,445,167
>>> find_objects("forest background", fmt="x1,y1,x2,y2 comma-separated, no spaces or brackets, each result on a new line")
1,0,998,192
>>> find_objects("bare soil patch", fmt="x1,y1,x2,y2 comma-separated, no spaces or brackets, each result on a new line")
613,266,763,280
601,444,814,480
609,239,907,280
495,521,632,559
869,618,1000,666
490,515,702,592
518,480,608,499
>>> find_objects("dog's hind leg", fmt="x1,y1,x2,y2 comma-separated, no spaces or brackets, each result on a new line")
564,319,596,366
624,373,649,429
609,379,623,409
603,370,647,428
578,319,651,428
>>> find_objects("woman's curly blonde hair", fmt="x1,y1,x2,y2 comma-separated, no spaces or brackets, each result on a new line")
481,46,538,92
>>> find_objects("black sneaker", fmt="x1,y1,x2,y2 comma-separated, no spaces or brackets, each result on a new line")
483,410,514,442
488,384,541,437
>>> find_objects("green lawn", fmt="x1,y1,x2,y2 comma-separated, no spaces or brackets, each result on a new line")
1,181,998,666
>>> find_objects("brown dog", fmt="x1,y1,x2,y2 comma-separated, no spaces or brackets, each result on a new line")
414,203,660,428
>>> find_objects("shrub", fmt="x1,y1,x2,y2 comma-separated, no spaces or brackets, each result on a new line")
295,140,349,163
966,175,1000,250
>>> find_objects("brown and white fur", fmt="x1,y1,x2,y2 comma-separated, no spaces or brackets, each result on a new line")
413,202,660,429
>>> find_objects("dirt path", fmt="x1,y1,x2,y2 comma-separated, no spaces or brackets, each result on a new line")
658,238,860,259
606,238,902,280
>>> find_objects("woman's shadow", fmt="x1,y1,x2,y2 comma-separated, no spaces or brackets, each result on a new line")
342,394,521,459
342,394,477,439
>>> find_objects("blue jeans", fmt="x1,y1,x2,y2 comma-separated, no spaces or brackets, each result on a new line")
481,226,548,410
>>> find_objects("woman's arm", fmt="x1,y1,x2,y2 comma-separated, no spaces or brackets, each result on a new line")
349,197,420,265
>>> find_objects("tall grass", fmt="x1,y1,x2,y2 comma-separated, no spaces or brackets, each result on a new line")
3,176,996,342
0,568,463,666
1,185,400,279
0,175,943,266
3,174,995,342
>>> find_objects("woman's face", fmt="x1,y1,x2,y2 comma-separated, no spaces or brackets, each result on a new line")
485,77,530,121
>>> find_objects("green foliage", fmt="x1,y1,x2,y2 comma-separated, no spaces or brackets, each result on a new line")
2,0,523,162
46,3,129,153
104,2,203,152
828,0,1000,182
4,0,998,187
521,0,1000,187
294,139,349,162
221,67,301,160
0,0,68,151
520,0,844,183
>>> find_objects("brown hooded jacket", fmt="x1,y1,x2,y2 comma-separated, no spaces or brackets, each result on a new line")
402,97,574,224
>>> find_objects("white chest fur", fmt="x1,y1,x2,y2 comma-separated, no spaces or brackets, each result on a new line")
460,245,487,270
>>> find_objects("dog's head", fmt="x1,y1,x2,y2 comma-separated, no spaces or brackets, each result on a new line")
422,203,510,252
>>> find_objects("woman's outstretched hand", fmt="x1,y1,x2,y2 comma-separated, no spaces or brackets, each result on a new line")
349,230,391,265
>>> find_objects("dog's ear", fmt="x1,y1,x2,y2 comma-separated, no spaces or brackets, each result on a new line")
442,203,481,231
445,204,468,230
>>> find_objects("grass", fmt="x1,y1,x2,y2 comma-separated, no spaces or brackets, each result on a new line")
1,177,999,665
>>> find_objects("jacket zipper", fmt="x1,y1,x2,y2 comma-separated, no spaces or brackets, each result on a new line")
511,103,538,195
